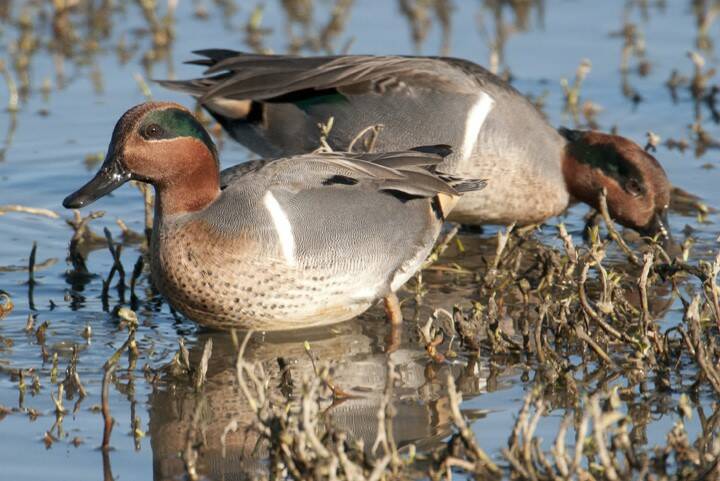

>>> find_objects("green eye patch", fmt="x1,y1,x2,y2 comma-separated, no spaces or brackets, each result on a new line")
140,108,217,158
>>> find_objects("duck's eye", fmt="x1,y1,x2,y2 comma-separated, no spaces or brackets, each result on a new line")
625,178,644,197
142,123,165,139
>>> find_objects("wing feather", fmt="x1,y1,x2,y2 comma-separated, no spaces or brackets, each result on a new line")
159,52,479,102
220,146,485,201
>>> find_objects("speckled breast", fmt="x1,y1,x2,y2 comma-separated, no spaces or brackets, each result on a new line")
149,219,372,330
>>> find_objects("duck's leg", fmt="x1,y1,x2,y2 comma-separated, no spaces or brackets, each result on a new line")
383,293,402,352
383,293,402,324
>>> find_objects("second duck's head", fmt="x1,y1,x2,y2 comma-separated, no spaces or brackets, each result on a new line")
559,127,672,243
63,102,220,214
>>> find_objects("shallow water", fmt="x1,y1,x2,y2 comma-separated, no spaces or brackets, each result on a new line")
0,1,719,480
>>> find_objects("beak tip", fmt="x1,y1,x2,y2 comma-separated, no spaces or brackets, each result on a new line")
62,195,84,209
62,159,130,210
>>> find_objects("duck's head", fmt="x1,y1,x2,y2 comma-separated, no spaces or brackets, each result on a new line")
559,128,672,244
63,102,220,214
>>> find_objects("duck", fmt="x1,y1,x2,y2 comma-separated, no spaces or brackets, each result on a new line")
62,102,485,331
158,51,672,240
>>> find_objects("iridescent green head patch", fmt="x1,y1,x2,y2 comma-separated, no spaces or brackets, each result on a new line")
139,108,217,159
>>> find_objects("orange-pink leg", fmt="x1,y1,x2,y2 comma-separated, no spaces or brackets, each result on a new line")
383,293,402,352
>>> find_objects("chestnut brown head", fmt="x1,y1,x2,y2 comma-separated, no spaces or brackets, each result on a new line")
63,102,220,214
560,127,672,243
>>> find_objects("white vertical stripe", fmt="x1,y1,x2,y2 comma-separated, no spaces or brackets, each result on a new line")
461,92,495,160
263,191,296,266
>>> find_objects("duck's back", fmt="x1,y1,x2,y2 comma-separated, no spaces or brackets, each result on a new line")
160,53,570,225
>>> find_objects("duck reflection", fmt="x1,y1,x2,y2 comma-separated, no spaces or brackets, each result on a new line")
149,320,492,481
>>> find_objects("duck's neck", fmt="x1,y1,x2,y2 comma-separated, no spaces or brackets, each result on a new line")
146,139,221,217
156,172,220,217
560,142,599,207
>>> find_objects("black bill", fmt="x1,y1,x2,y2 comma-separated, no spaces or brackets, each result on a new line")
63,156,131,209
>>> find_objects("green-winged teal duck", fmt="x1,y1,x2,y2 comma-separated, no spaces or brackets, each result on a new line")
63,102,485,331
159,51,672,240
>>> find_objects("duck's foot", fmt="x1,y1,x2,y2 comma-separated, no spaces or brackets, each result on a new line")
383,293,402,353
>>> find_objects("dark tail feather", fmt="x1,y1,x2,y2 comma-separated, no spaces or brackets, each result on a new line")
190,49,243,63
154,78,204,96
409,144,453,159
154,73,232,97
441,176,487,193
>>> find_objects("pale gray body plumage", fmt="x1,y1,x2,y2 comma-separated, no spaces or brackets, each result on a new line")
159,52,569,225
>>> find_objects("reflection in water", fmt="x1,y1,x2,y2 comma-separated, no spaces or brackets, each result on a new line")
476,0,545,75
0,55,18,161
282,0,314,53
397,0,453,55
616,20,647,106
692,0,720,52
149,323,495,481
616,1,671,108
279,0,355,54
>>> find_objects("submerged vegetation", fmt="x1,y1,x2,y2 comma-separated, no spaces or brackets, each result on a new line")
0,1,720,480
